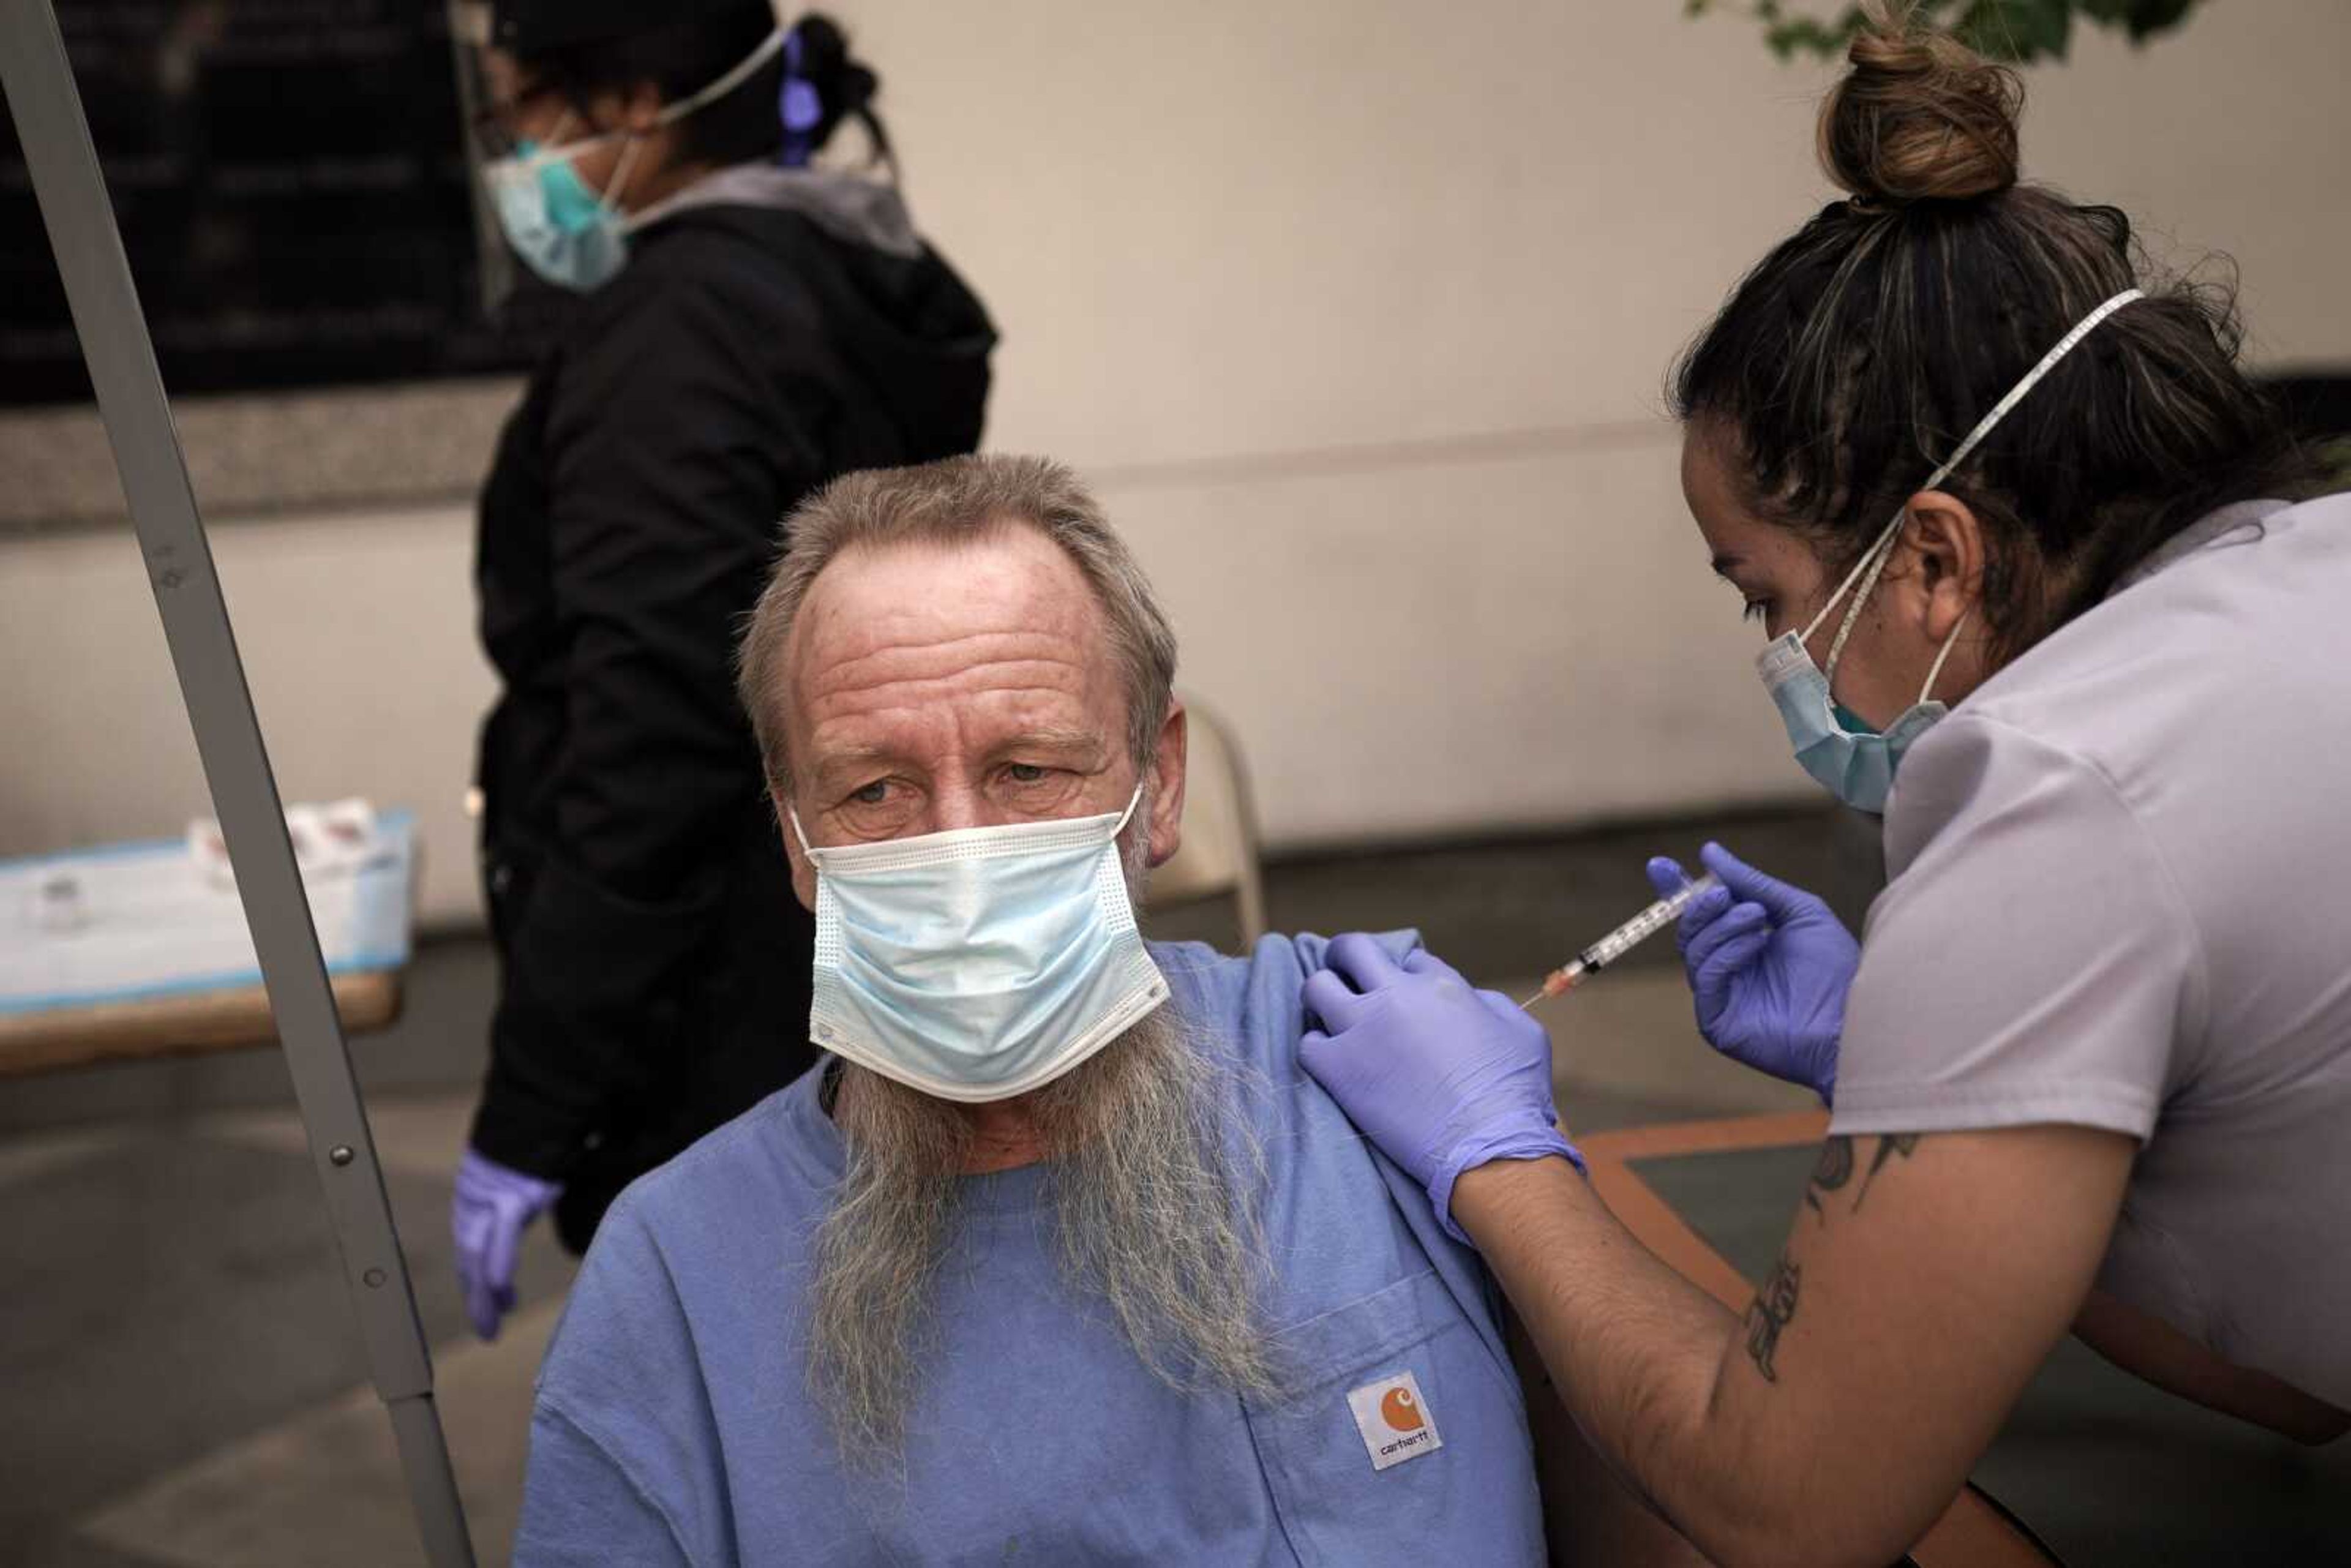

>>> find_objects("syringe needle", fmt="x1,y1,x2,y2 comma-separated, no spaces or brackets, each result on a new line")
1520,872,1720,1010
1519,962,1586,1010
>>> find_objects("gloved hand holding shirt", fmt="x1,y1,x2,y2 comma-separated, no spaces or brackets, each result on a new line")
1300,934,1583,1244
1648,842,1857,1105
451,1148,563,1340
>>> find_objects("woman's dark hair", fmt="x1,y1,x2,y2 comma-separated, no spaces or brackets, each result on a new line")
1671,1,2320,664
786,13,892,173
519,7,884,171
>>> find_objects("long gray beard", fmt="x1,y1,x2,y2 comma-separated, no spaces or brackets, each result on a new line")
806,1003,1279,1469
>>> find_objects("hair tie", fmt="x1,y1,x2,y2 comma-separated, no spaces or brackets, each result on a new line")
778,26,823,167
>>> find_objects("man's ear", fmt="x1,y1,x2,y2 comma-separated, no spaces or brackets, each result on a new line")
1899,489,1987,645
1145,698,1188,870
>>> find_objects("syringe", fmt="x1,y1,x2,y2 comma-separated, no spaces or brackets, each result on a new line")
1520,872,1722,1007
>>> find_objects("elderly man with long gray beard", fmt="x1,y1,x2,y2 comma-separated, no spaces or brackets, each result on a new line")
513,455,1686,1565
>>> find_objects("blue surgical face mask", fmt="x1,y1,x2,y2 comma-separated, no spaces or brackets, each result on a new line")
479,26,790,291
788,789,1171,1103
482,119,641,291
1757,530,1969,815
1753,286,2147,815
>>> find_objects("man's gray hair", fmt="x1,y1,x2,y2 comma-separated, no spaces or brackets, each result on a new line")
738,454,1179,793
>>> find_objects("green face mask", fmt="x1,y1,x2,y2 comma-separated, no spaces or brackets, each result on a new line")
483,125,640,291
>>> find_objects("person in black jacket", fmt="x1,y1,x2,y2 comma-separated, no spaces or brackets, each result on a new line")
454,0,993,1340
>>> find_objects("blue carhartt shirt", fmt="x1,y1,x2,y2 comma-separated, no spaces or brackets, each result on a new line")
515,934,1548,1565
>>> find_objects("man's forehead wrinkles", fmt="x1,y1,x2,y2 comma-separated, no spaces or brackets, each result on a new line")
811,685,1085,730
804,659,1089,715
810,586,1091,638
804,741,895,784
818,621,1082,656
804,685,1106,751
781,536,1131,800
823,636,1087,685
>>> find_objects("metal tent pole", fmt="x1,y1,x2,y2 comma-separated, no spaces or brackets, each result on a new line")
0,3,476,1562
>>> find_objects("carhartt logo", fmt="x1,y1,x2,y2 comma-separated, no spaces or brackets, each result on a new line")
1347,1370,1443,1471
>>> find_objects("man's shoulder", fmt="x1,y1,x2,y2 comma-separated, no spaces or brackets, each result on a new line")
1151,929,1423,995
1150,931,1422,1071
609,1067,836,1240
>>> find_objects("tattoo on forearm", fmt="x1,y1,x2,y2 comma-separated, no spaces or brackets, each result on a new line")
1742,1253,1802,1382
1802,1133,1921,1224
1804,1135,1854,1217
1854,1133,1921,1212
1745,1135,1922,1384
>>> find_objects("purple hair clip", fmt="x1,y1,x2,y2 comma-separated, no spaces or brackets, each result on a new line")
779,26,822,167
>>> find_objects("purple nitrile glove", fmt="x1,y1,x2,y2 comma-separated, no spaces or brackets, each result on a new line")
452,1147,563,1341
1300,933,1583,1245
1647,842,1859,1106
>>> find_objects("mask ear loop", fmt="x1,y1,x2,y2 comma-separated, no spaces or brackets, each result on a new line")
565,23,786,210
1790,511,1904,726
517,110,577,164
1111,784,1146,837
1916,610,1970,705
599,131,646,214
1799,510,1903,650
657,24,790,124
1817,516,1905,680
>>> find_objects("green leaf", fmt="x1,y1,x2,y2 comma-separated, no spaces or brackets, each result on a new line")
1758,5,1871,62
2119,0,2199,42
1765,17,1839,59
1952,0,2074,61
1687,0,2206,64
2034,0,2203,44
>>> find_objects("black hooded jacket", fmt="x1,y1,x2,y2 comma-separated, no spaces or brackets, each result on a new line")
470,176,992,1250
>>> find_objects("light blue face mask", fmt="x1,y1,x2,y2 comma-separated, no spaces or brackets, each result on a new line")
789,789,1171,1103
1755,287,2146,815
482,119,641,291
1758,571,1967,816
479,26,790,292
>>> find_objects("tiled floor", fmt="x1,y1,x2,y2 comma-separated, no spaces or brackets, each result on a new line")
0,1056,579,1567
5,809,2343,1565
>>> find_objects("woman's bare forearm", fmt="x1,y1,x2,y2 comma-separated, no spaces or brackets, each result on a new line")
2074,1288,2351,1444
1455,1127,2137,1568
1452,1158,1791,1560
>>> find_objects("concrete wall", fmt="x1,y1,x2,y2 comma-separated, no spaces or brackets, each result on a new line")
4,0,2347,927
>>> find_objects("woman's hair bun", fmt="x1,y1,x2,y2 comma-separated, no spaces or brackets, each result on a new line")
1818,1,2022,206
792,11,879,119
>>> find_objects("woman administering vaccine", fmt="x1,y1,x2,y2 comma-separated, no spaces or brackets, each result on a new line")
453,0,993,1339
1301,7,2349,1562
